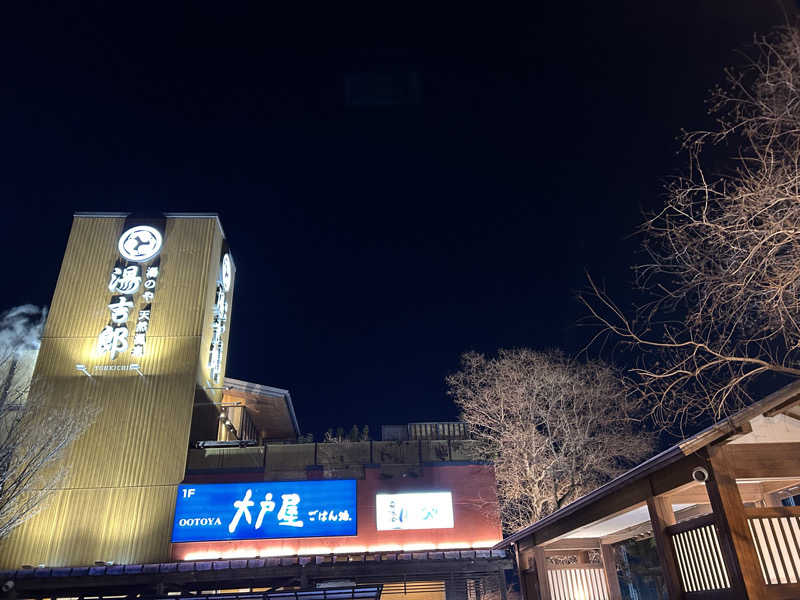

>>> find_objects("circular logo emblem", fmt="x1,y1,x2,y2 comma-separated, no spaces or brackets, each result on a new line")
118,226,163,262
221,253,232,292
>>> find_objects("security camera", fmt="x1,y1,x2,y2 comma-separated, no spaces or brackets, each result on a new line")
692,466,710,483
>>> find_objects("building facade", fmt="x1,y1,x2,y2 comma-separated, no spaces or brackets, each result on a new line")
1,213,235,570
0,213,510,599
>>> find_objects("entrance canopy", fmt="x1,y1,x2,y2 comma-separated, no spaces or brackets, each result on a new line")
498,381,800,600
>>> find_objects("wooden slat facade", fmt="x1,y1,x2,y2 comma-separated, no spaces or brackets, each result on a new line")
0,215,233,569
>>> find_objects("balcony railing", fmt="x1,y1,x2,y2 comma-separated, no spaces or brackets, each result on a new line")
186,439,481,473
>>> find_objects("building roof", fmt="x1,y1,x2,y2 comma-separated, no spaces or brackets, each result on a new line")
73,211,227,239
496,379,800,549
223,377,301,439
3,549,510,597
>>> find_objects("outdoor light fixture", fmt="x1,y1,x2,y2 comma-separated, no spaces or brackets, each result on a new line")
94,561,114,567
130,363,144,377
75,364,92,377
204,381,232,391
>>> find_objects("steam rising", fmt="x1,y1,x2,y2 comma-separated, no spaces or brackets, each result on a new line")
0,305,47,358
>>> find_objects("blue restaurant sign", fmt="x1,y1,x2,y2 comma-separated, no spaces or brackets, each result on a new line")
171,480,358,542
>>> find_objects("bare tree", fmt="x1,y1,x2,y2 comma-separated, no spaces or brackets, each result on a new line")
582,26,800,432
448,349,652,531
0,305,96,540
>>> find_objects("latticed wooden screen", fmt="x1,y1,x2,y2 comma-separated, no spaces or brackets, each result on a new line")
746,508,800,585
668,514,731,593
546,568,608,600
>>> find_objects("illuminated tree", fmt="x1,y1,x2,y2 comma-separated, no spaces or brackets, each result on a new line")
448,349,652,531
583,26,800,431
0,305,96,540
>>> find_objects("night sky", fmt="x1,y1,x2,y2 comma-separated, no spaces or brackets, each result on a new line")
2,2,795,437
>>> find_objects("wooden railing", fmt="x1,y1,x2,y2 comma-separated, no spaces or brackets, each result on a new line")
745,506,800,586
666,513,732,595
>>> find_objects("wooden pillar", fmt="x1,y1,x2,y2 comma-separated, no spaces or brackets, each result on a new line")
707,445,763,599
513,544,528,600
533,546,552,600
646,495,683,600
600,544,623,600
515,545,542,600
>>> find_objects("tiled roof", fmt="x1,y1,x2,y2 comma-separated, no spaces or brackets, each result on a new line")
3,548,507,581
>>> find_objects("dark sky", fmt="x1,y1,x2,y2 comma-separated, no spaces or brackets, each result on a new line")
1,2,795,437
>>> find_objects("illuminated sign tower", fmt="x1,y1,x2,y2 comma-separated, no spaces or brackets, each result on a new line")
0,213,235,569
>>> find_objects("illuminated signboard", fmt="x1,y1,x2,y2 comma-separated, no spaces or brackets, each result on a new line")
375,491,454,531
96,225,162,360
118,226,162,262
171,480,357,543
208,252,231,383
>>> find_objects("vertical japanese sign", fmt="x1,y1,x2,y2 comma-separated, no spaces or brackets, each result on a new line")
171,480,357,542
208,252,231,383
96,225,162,360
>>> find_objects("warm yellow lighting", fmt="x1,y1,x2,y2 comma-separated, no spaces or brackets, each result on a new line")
401,543,437,552
331,546,367,554
437,542,471,550
220,548,258,559
367,544,403,552
471,540,501,548
180,538,502,563
297,546,332,555
259,548,297,558
183,551,222,561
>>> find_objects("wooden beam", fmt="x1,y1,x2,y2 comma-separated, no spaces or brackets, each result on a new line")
707,445,762,599
663,480,710,504
649,453,712,496
763,395,800,417
718,442,800,478
760,479,800,498
744,506,800,518
600,544,622,600
665,479,800,504
673,503,712,522
528,453,708,547
646,495,683,600
601,520,652,546
540,538,601,551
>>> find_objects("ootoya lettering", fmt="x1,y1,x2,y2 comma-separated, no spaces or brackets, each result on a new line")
178,517,222,527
